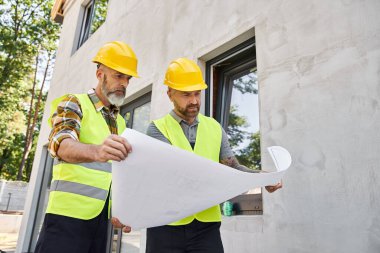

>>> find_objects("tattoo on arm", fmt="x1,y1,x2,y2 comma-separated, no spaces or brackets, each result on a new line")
220,156,256,173
220,156,240,168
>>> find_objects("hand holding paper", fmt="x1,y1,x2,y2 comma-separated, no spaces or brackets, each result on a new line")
112,129,291,230
264,146,292,192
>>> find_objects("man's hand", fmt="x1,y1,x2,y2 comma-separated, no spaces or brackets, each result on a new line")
111,217,131,233
57,135,132,163
265,180,283,193
95,134,132,162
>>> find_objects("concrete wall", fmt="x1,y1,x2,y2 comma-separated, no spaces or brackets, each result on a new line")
0,180,28,211
20,0,380,252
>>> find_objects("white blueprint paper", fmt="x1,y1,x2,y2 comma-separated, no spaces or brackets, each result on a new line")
112,129,291,230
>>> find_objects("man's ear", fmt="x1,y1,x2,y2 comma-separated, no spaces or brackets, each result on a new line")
96,68,103,81
167,88,173,102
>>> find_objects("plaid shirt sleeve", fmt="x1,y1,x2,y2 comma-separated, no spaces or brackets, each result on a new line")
48,94,83,158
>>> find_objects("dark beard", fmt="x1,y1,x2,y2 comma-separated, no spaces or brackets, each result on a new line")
176,103,200,118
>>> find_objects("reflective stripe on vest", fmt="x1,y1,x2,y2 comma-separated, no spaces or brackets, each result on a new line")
46,93,126,220
51,180,109,200
77,162,112,173
153,113,222,225
54,159,112,173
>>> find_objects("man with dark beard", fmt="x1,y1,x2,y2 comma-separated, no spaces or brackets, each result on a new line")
145,58,282,253
34,41,137,253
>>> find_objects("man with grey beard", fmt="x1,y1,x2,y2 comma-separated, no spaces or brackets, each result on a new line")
34,41,137,253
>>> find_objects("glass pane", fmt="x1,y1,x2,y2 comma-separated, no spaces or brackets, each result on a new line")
226,69,261,171
90,0,108,35
78,3,93,46
132,102,151,133
124,111,131,128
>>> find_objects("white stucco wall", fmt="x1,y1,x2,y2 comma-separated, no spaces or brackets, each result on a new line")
19,0,380,252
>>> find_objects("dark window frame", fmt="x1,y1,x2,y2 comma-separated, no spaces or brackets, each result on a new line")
205,37,263,215
120,92,152,130
205,37,255,117
77,0,108,48
218,58,257,129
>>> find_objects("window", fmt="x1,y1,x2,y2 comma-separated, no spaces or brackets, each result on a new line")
206,38,263,215
110,92,151,252
78,0,108,48
121,92,152,134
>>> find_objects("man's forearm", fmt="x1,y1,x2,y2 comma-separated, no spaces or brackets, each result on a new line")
57,135,131,163
220,156,260,173
57,138,99,163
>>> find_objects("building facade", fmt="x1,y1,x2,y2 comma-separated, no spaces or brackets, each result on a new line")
17,0,380,252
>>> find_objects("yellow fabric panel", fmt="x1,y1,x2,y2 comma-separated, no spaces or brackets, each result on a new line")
53,163,111,190
154,113,222,225
47,191,104,220
47,93,126,219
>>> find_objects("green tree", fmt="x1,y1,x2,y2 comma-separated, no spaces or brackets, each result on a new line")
226,105,248,148
227,106,261,170
233,71,258,95
90,0,108,35
0,0,59,181
236,131,261,170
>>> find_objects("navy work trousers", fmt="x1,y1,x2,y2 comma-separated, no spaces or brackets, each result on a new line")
146,219,224,253
34,197,109,253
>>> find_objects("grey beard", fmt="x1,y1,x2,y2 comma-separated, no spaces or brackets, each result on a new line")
107,93,125,106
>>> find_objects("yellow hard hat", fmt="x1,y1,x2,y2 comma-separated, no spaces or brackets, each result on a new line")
92,41,139,77
164,58,207,91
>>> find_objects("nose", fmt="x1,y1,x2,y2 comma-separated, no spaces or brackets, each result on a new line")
189,95,198,105
120,79,129,88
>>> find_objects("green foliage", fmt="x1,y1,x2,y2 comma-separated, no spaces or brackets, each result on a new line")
226,105,248,148
0,133,25,180
90,0,108,35
236,132,261,170
232,71,258,95
227,106,261,170
0,0,60,181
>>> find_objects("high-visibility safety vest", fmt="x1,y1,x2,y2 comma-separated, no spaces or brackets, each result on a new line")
46,94,126,220
153,113,222,225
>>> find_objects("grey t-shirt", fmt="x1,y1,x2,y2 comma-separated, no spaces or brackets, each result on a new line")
146,111,234,161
